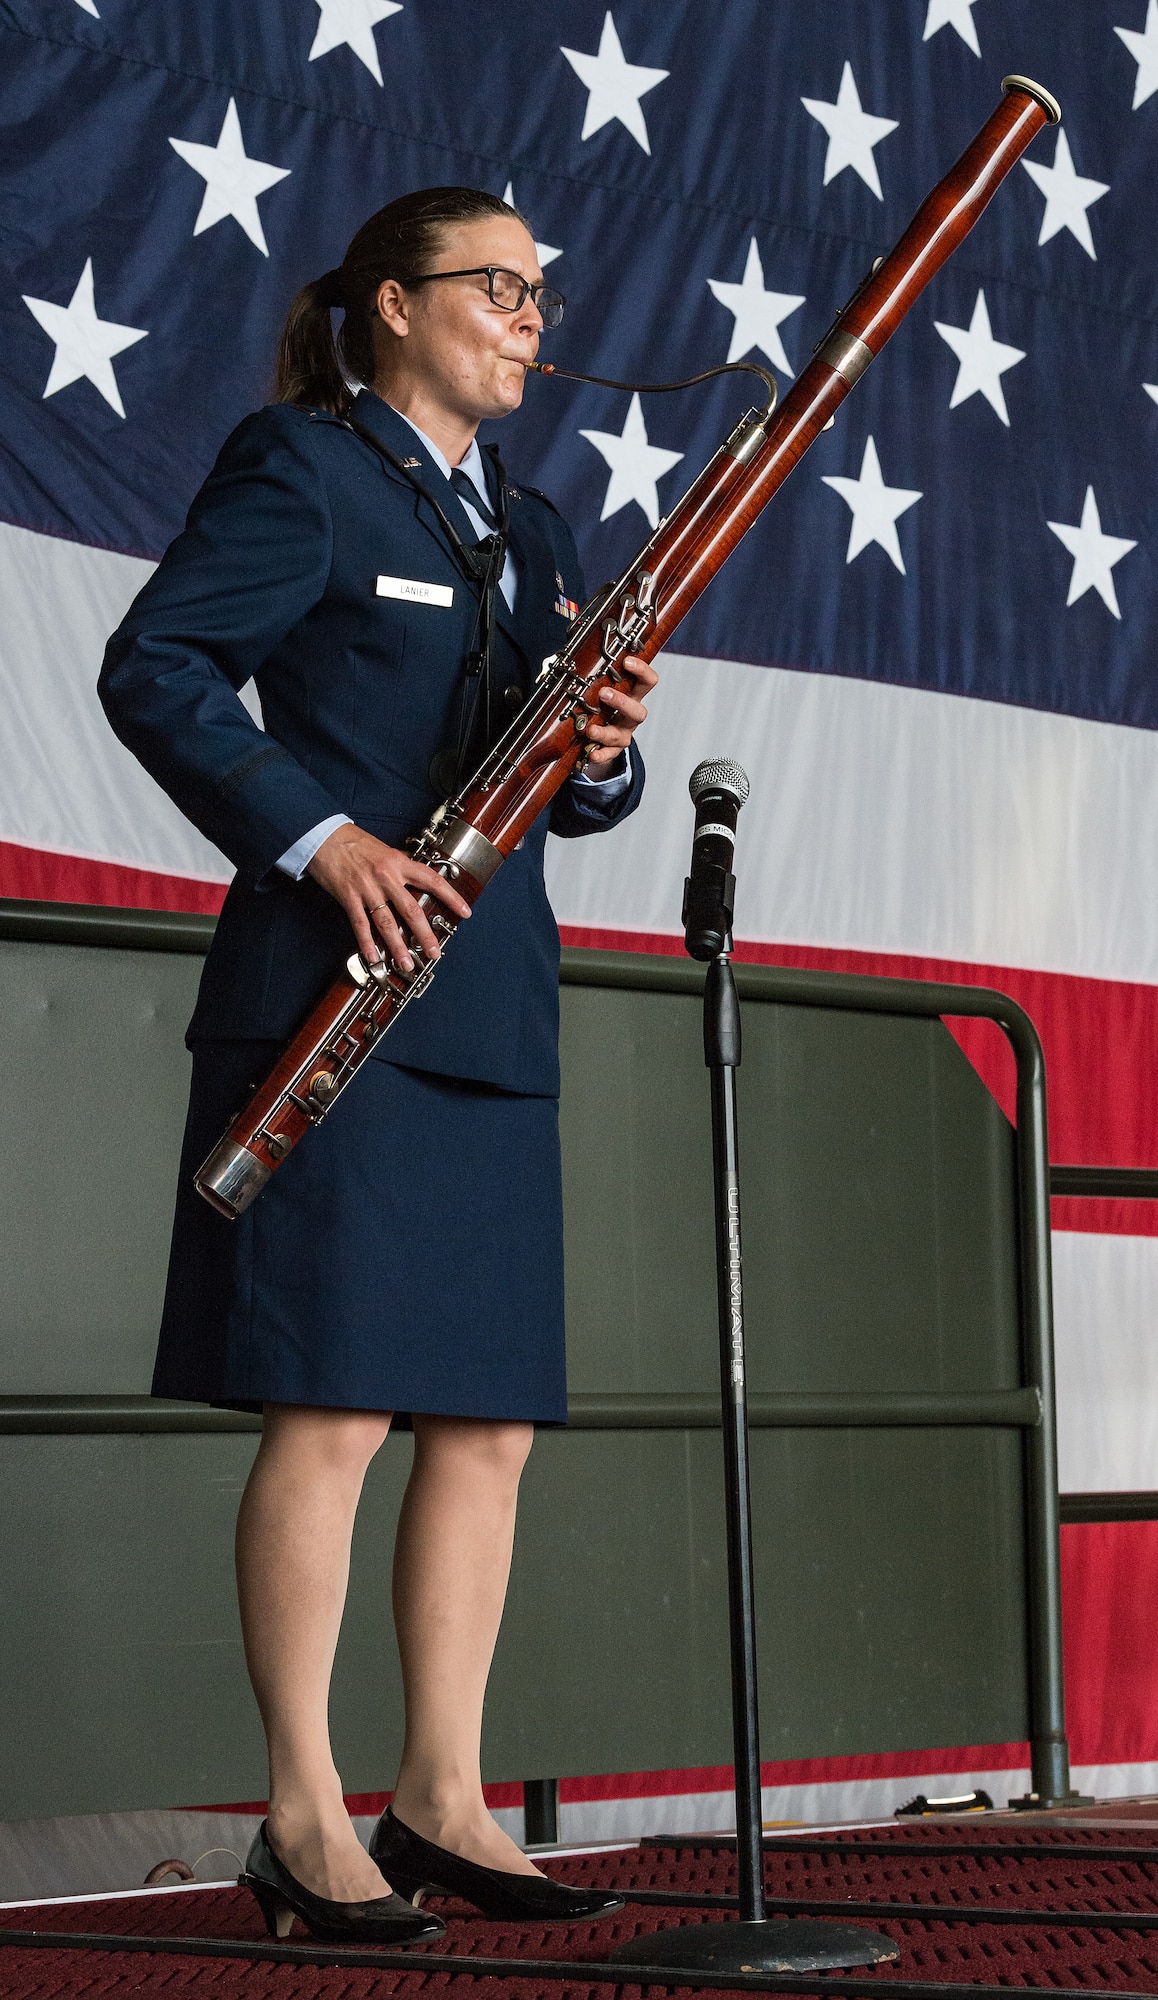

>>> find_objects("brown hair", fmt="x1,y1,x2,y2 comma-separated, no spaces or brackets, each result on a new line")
273,185,525,415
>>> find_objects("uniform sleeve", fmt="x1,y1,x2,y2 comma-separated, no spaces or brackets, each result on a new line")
549,740,646,837
98,407,346,884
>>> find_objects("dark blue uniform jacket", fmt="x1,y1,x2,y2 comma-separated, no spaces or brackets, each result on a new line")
100,390,644,1095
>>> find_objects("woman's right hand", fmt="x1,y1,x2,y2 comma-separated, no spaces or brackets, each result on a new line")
306,824,472,973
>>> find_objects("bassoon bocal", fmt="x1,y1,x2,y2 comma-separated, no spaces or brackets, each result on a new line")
196,74,1060,1219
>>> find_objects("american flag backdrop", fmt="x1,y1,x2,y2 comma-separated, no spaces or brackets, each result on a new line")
4,0,1158,1824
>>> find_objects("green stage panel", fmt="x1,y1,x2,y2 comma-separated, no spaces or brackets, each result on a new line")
0,917,1034,1819
560,984,1019,1399
0,939,199,1395
495,1424,1028,1779
0,1432,407,1819
0,1422,1026,1817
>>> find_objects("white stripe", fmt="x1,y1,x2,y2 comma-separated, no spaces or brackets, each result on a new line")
559,1775,1025,1843
561,1762,1151,1842
0,524,232,881
1053,1229,1158,1492
13,531,1158,977
546,651,1158,985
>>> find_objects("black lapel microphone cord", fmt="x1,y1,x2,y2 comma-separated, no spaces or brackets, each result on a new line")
527,357,778,420
341,416,511,797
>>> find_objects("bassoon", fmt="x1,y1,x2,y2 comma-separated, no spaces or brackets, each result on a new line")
196,74,1060,1220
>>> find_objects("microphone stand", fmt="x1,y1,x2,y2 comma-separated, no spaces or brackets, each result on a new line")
706,943,767,1930
615,865,895,1976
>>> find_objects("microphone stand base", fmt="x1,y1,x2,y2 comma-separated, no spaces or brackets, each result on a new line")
610,1918,899,1974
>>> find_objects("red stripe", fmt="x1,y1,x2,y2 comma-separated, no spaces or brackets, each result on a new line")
561,926,1158,1238
1062,1520,1158,1766
0,841,226,914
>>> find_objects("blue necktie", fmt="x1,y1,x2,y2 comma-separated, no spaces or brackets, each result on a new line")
450,466,497,532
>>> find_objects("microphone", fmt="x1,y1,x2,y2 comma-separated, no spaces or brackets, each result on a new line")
681,758,750,961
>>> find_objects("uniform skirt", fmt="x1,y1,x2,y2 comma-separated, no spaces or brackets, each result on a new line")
153,1041,567,1421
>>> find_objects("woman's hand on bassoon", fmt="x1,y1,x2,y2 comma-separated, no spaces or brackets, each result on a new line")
583,653,658,768
304,654,655,967
306,826,472,973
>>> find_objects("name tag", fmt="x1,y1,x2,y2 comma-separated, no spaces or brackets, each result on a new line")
376,574,454,608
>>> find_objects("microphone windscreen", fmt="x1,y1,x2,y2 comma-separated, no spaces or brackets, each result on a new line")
689,758,750,806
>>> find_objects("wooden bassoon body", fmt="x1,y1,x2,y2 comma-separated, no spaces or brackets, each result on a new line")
197,75,1060,1219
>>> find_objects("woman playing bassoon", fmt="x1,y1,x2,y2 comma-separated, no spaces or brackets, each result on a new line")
99,186,655,1943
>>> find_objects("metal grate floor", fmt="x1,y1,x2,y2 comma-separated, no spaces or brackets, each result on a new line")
6,1832,1158,1996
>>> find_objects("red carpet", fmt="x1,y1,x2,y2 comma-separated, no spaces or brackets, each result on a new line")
6,1832,1158,1996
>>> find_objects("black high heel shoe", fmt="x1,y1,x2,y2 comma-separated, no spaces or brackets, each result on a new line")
239,1820,447,1944
369,1805,625,1922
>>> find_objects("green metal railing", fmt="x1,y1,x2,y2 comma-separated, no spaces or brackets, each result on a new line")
0,897,1076,1806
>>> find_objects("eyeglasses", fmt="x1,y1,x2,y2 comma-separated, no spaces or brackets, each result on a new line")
406,265,565,327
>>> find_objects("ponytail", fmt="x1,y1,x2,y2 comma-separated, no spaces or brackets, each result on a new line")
274,268,350,415
273,185,525,415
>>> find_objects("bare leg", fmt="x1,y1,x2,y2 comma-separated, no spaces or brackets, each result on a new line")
389,1414,540,1874
235,1402,396,1901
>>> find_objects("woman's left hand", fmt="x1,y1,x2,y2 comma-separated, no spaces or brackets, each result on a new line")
583,653,658,769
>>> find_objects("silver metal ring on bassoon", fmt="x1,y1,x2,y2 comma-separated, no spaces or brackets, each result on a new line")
815,329,874,387
194,1138,272,1219
432,817,503,887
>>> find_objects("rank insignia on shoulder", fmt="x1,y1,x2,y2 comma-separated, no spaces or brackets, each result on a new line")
553,571,579,620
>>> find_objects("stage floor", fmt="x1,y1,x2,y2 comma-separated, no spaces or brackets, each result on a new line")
6,1803,1158,1996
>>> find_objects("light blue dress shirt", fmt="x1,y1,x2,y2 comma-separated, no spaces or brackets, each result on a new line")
276,410,631,880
